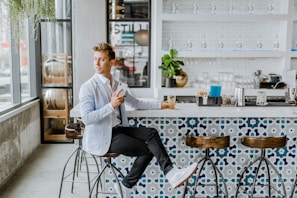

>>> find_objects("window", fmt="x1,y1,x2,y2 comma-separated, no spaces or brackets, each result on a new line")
0,1,40,113
107,0,151,87
40,0,73,142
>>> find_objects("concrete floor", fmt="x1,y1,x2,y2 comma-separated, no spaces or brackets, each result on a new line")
0,143,100,198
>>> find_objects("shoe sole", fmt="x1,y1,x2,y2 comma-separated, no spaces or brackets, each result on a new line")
173,164,198,188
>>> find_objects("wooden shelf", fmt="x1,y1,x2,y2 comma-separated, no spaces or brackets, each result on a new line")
44,128,72,142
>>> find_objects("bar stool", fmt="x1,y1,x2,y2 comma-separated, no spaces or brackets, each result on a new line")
88,153,125,198
184,135,230,198
58,122,99,198
235,136,287,198
291,176,297,198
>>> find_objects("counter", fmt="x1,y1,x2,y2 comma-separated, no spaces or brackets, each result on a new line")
70,103,297,197
70,103,297,118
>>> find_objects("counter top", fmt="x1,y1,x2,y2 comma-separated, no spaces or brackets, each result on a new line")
70,102,297,118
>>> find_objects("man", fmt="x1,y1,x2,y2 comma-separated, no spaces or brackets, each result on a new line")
79,42,198,197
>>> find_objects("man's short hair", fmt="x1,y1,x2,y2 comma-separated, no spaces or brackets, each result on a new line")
92,42,115,60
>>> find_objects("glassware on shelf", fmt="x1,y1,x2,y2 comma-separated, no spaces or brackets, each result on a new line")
248,0,255,14
201,35,207,49
218,35,224,50
236,35,243,49
172,2,178,14
256,35,263,49
193,1,199,14
229,0,235,14
168,36,174,50
211,0,217,14
187,38,193,50
273,35,280,50
267,0,274,14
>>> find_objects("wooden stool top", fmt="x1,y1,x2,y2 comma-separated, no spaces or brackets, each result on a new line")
65,123,83,139
100,153,120,158
242,136,287,149
186,135,230,149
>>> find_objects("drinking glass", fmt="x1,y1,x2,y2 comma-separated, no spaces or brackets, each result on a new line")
257,35,263,49
218,35,224,49
229,0,235,14
167,95,176,109
273,35,280,50
201,35,207,49
193,1,199,13
267,0,274,14
168,36,174,50
236,35,243,49
187,38,193,50
211,0,217,14
248,0,255,14
172,2,178,14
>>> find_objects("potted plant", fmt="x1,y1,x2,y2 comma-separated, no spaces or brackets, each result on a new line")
158,48,185,87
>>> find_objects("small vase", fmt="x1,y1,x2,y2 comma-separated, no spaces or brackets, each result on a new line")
174,69,188,87
165,78,176,88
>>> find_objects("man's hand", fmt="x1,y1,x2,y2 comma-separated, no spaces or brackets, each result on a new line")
111,89,125,108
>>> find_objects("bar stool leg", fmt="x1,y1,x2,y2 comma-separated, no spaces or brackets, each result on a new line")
58,146,99,198
236,149,287,198
58,147,80,198
89,157,125,198
208,156,228,197
185,149,228,198
89,163,109,198
235,155,262,198
263,157,287,198
291,177,297,198
70,147,82,193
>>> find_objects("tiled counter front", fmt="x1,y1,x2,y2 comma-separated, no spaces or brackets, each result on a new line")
117,117,297,198
120,116,296,198
70,103,297,197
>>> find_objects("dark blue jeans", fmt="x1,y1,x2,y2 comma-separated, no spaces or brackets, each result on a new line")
108,126,173,188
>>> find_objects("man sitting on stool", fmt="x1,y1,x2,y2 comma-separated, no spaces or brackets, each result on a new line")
79,42,198,197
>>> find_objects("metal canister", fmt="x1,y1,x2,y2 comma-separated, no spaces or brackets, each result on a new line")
234,87,245,106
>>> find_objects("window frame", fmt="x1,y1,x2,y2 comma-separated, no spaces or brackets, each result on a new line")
0,18,39,115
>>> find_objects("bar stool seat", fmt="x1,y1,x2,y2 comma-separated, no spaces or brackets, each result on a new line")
58,122,99,198
88,152,125,198
184,135,230,198
235,136,287,198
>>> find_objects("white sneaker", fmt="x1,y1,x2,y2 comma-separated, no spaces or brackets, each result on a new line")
166,163,198,188
114,182,133,198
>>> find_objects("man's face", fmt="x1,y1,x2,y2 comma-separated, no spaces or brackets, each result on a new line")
93,51,112,75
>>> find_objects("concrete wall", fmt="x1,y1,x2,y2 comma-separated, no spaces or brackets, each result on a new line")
0,100,41,188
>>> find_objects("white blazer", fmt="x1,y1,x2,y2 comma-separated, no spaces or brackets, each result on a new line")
79,74,161,156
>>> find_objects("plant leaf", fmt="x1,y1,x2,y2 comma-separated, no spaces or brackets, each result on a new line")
170,48,178,58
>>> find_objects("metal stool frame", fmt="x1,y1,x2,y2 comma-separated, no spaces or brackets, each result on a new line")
184,135,229,198
58,122,99,198
235,136,287,198
88,154,125,198
291,176,297,198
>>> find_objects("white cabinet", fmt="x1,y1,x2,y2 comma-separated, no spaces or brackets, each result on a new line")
152,0,297,99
